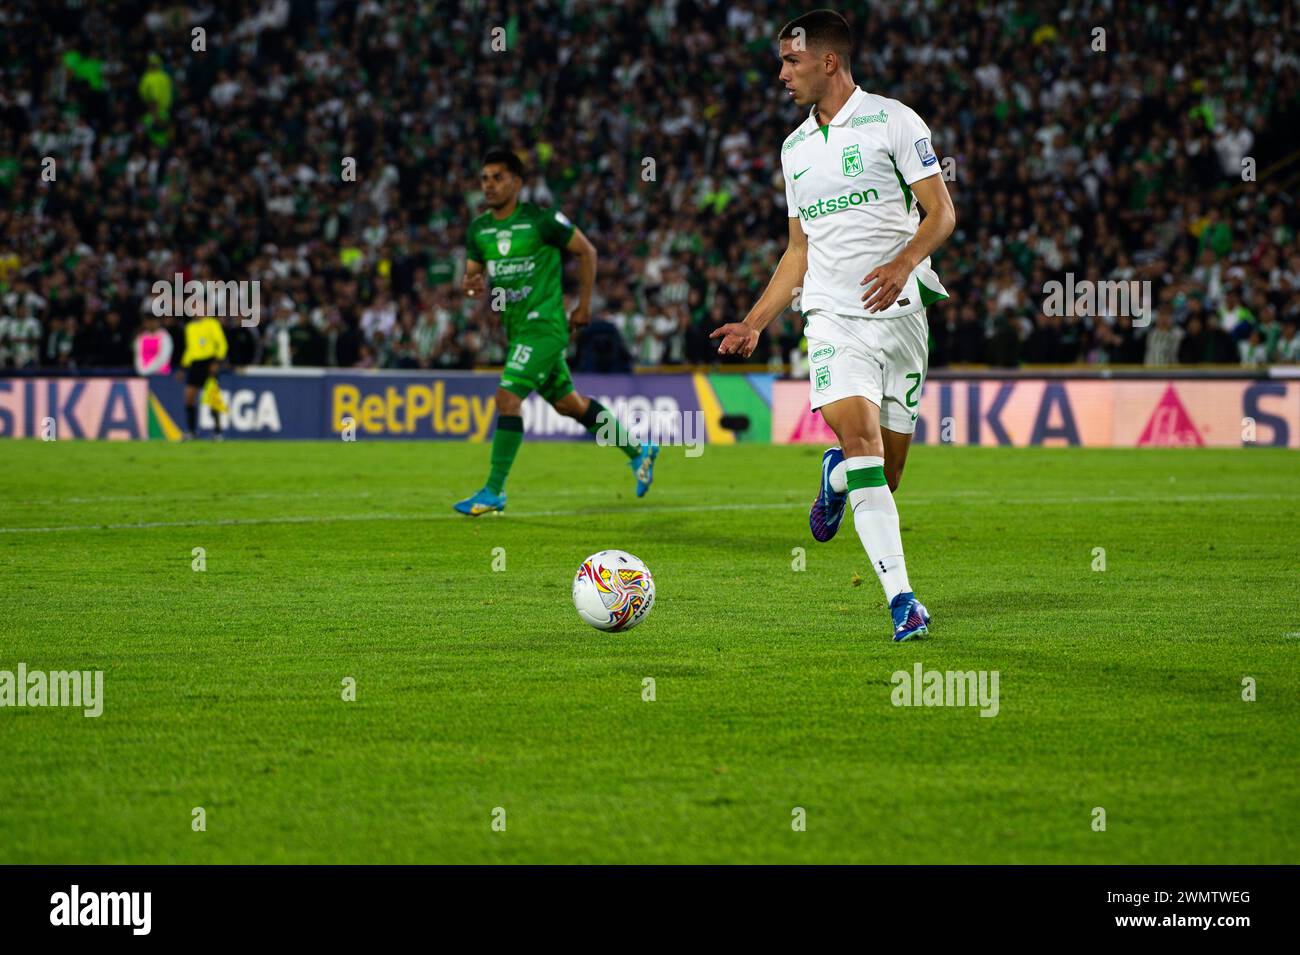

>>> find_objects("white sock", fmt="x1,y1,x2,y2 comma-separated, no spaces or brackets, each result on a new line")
845,455,912,604
830,458,848,494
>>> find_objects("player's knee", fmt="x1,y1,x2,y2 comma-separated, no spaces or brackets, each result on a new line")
841,435,885,459
496,388,522,416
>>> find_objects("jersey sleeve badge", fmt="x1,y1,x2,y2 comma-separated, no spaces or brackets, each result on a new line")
914,137,938,167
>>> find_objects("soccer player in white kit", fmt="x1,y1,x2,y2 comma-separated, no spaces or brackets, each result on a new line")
712,9,956,641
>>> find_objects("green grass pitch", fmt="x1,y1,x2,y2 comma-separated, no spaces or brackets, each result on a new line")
1,438,1297,864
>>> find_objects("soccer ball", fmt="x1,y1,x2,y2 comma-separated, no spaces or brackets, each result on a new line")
572,550,655,632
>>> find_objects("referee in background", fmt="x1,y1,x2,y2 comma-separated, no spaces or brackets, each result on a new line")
177,313,228,440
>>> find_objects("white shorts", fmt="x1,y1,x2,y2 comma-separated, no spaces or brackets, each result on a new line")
804,308,929,435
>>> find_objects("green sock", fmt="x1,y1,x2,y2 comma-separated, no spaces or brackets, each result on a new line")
486,414,524,494
581,399,640,460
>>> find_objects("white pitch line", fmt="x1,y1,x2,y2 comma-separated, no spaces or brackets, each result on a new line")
0,503,794,534
6,489,376,506
5,485,614,507
0,492,1292,535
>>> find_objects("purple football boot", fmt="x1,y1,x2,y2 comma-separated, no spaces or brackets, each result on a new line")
809,446,847,542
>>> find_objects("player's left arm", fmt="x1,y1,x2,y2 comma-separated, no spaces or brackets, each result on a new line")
565,226,597,332
861,173,956,312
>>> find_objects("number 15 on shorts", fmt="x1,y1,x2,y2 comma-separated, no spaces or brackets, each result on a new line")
508,343,533,369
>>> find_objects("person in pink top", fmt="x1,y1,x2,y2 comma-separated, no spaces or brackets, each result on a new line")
133,315,173,376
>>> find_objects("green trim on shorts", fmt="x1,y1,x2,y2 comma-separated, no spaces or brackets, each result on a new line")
498,376,535,400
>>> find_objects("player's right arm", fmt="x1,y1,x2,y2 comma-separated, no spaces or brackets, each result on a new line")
462,218,488,302
711,215,808,357
461,259,494,336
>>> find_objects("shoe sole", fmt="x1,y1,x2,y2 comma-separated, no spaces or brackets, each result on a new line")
894,625,928,642
809,504,843,543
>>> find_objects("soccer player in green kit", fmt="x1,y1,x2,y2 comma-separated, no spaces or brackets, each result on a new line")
454,148,658,516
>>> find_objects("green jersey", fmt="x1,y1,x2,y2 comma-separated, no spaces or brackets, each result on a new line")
465,201,576,341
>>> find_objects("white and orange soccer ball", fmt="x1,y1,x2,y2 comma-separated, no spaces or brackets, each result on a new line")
572,550,655,632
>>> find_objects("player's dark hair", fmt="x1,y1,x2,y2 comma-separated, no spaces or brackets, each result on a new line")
779,9,853,65
481,147,525,179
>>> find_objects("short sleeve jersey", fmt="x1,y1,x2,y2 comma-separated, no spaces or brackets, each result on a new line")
465,201,576,341
781,86,948,318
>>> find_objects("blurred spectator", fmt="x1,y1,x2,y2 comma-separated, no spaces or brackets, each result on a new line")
1219,288,1255,340
42,317,74,367
1108,316,1146,365
133,314,173,375
360,291,397,345
576,319,634,373
1177,316,1208,365
1144,313,1184,366
137,53,173,122
101,311,132,366
1239,330,1269,366
1277,321,1300,363
389,313,420,369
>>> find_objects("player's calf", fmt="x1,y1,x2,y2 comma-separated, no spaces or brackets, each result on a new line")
881,427,913,493
843,455,929,640
571,395,639,458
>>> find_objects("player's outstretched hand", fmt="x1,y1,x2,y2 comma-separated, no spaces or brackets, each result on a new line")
710,323,759,358
860,256,913,312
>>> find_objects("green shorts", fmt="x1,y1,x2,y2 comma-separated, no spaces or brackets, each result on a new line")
498,337,574,404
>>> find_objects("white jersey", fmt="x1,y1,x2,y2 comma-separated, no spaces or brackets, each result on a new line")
782,86,947,318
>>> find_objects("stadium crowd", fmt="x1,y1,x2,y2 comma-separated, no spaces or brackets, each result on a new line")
2,0,1300,375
